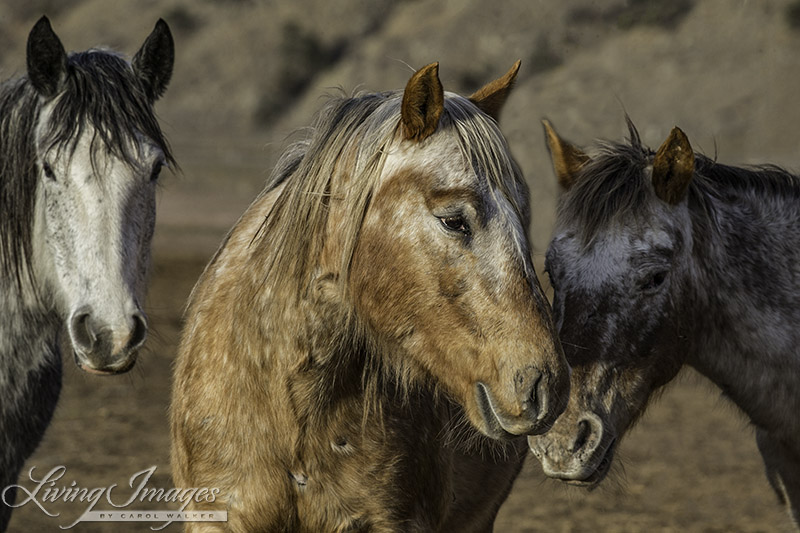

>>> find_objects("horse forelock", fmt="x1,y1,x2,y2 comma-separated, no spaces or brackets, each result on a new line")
255,90,530,305
556,132,654,248
444,94,529,229
559,121,800,250
41,49,175,170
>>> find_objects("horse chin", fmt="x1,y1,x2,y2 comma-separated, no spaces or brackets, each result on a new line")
474,382,547,439
73,351,138,376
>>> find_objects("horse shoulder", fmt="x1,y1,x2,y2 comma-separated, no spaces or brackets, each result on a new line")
172,182,298,519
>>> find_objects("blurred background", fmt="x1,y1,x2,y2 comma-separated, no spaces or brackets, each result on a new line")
2,0,798,530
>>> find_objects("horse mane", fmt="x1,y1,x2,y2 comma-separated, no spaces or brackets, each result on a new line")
0,48,175,290
0,79,39,290
559,119,800,245
244,89,528,428
254,89,528,303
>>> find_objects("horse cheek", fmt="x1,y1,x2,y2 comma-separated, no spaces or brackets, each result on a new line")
351,222,424,343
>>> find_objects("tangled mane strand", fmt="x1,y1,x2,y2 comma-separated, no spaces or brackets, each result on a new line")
254,90,398,302
0,79,40,290
0,48,175,292
444,94,531,274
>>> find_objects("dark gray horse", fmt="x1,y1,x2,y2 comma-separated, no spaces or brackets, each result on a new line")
529,119,800,528
0,17,173,530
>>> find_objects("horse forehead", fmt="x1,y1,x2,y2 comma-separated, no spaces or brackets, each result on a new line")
551,226,674,288
381,135,475,189
35,98,161,163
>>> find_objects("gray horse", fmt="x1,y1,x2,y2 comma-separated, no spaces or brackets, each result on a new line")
0,17,173,530
529,118,800,528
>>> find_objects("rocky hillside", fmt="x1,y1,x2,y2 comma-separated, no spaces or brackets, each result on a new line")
2,0,800,251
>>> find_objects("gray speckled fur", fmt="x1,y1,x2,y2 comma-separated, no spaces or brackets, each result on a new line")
532,124,800,527
0,18,173,531
0,276,62,530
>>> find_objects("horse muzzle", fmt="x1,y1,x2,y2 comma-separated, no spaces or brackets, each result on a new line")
528,411,616,487
475,366,569,438
67,305,147,375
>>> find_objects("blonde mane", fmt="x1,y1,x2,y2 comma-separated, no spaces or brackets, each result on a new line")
253,90,530,302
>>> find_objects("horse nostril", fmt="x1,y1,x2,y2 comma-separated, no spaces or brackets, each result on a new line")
518,369,544,420
572,420,590,453
70,308,97,352
127,312,148,352
571,416,602,454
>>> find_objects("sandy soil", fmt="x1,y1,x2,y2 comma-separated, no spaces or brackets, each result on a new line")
6,244,793,532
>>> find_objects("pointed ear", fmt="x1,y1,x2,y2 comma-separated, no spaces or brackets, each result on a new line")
652,126,694,204
542,120,589,190
401,62,444,142
469,60,521,122
26,16,67,98
132,19,174,102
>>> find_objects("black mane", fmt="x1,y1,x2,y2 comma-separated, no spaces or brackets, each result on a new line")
559,120,800,245
0,49,174,289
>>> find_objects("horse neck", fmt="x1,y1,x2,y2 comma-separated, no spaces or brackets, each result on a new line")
199,187,388,435
686,184,800,436
0,246,60,416
290,299,372,417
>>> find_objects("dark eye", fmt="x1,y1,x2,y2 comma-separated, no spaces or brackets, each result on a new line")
440,215,470,236
150,161,164,183
640,270,668,292
42,162,55,181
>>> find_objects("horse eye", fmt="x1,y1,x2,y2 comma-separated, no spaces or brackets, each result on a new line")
42,162,55,181
440,215,470,236
641,270,668,292
149,162,164,183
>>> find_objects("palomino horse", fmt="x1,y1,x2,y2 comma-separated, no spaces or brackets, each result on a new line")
528,119,800,528
171,62,570,532
0,17,174,530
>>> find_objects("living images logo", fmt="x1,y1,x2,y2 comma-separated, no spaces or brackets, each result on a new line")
1,465,226,530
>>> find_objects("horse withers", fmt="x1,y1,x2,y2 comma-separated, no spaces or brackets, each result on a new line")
0,17,174,530
528,119,800,528
171,62,570,532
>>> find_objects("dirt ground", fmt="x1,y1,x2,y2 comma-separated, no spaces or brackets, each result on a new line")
2,1,800,532
6,244,794,532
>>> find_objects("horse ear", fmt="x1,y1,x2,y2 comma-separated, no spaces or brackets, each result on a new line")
132,19,174,102
652,126,694,205
401,62,444,142
468,60,521,122
26,16,67,98
542,120,589,190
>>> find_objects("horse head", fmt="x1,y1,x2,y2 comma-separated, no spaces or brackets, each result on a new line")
529,120,697,483
344,63,570,438
26,17,174,374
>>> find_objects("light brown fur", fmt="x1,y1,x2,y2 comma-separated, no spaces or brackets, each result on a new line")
171,63,568,532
